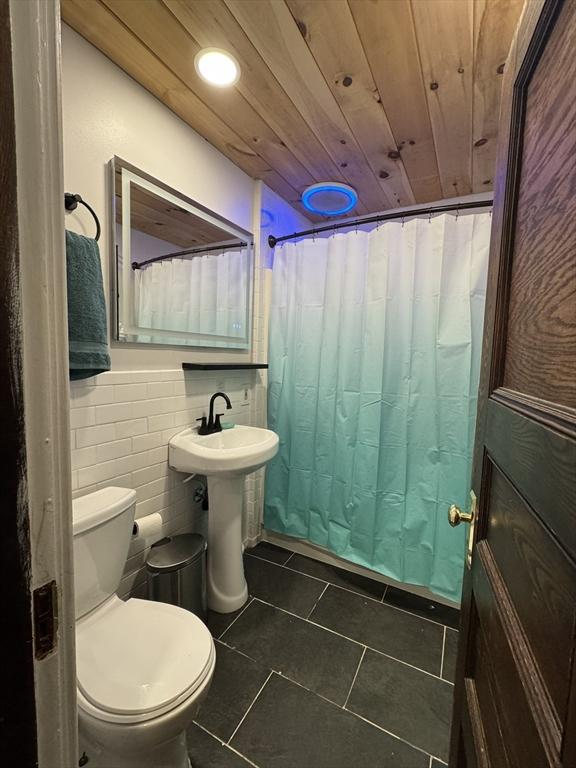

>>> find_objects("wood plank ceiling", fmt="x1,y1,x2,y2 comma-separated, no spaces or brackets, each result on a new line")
62,0,524,220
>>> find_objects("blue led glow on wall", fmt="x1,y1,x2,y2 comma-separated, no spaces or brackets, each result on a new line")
301,182,358,216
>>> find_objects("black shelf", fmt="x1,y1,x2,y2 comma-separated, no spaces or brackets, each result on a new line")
182,363,268,371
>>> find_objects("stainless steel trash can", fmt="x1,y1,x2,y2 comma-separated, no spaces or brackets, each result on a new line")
146,533,207,620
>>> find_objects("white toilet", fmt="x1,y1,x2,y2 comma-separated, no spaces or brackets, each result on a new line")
73,487,215,768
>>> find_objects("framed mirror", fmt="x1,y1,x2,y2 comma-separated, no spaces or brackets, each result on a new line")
111,157,254,349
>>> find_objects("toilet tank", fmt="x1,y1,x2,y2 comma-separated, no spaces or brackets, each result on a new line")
72,487,137,619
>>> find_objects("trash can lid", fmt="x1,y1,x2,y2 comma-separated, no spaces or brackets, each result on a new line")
146,533,207,573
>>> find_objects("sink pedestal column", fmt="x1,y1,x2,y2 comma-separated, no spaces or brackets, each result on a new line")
206,475,249,613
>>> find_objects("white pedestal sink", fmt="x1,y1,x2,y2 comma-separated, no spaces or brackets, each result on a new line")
169,425,279,613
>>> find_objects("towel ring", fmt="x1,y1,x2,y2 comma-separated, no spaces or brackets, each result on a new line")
64,193,101,241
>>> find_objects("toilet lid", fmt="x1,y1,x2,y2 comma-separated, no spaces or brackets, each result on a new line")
76,598,214,716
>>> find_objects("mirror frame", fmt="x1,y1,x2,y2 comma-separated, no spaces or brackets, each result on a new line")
110,156,255,349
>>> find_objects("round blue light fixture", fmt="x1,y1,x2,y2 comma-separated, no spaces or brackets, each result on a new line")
301,182,358,216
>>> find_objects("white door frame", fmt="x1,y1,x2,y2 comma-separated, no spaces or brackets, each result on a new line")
10,0,77,764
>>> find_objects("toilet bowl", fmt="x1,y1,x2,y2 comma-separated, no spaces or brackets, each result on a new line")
73,487,215,768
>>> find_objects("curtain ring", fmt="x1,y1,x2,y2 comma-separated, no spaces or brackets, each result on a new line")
455,208,459,220
401,216,405,228
428,211,432,224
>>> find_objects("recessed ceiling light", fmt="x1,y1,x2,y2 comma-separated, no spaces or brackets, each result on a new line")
194,48,240,87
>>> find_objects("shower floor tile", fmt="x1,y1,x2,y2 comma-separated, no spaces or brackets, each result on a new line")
346,648,453,763
310,584,444,675
230,672,429,768
221,598,364,706
194,541,458,767
243,553,326,618
285,552,386,600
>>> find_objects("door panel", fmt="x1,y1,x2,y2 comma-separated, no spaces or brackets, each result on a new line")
450,1,576,766
472,552,557,765
486,467,575,720
485,397,576,555
502,0,576,408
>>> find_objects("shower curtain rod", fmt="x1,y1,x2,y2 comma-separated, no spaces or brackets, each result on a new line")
132,240,247,270
267,199,493,248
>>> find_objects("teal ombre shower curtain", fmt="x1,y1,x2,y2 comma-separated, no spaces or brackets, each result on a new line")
264,212,491,602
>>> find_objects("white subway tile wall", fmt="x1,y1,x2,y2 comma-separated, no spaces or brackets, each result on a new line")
70,368,267,599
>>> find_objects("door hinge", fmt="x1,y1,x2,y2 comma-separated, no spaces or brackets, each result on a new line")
33,580,58,659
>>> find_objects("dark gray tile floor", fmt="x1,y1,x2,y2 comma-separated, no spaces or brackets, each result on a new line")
192,541,459,768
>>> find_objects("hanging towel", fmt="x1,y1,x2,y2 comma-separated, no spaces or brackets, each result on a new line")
66,230,111,380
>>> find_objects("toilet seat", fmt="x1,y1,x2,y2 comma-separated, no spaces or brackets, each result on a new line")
76,597,215,724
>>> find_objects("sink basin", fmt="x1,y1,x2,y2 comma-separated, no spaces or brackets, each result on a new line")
169,425,278,477
169,424,279,614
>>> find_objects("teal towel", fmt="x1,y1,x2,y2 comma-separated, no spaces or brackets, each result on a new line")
66,230,111,381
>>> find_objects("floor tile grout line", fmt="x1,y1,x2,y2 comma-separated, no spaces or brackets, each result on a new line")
217,597,254,641
343,703,444,762
211,638,449,765
249,596,454,686
227,743,261,768
269,669,439,762
249,551,391,605
283,551,295,567
440,625,447,679
247,552,457,630
192,721,261,768
306,582,329,619
227,670,274,746
252,546,459,618
281,560,394,608
343,646,367,708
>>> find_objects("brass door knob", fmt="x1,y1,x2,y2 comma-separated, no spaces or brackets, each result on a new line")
448,504,474,527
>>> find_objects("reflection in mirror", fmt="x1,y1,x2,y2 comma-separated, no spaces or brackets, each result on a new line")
111,157,253,349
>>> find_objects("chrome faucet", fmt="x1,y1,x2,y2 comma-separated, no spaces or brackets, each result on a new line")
196,391,232,435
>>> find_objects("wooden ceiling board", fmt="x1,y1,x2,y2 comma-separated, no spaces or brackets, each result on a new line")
62,0,524,219
61,0,313,218
101,0,316,197
348,0,443,203
224,0,391,213
162,0,352,195
286,0,415,208
410,0,474,198
472,0,525,192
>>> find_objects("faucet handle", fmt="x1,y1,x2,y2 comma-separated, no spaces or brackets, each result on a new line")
196,416,209,435
213,413,225,432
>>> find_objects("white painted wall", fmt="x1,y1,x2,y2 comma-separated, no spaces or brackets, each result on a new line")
61,25,311,567
61,24,255,368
